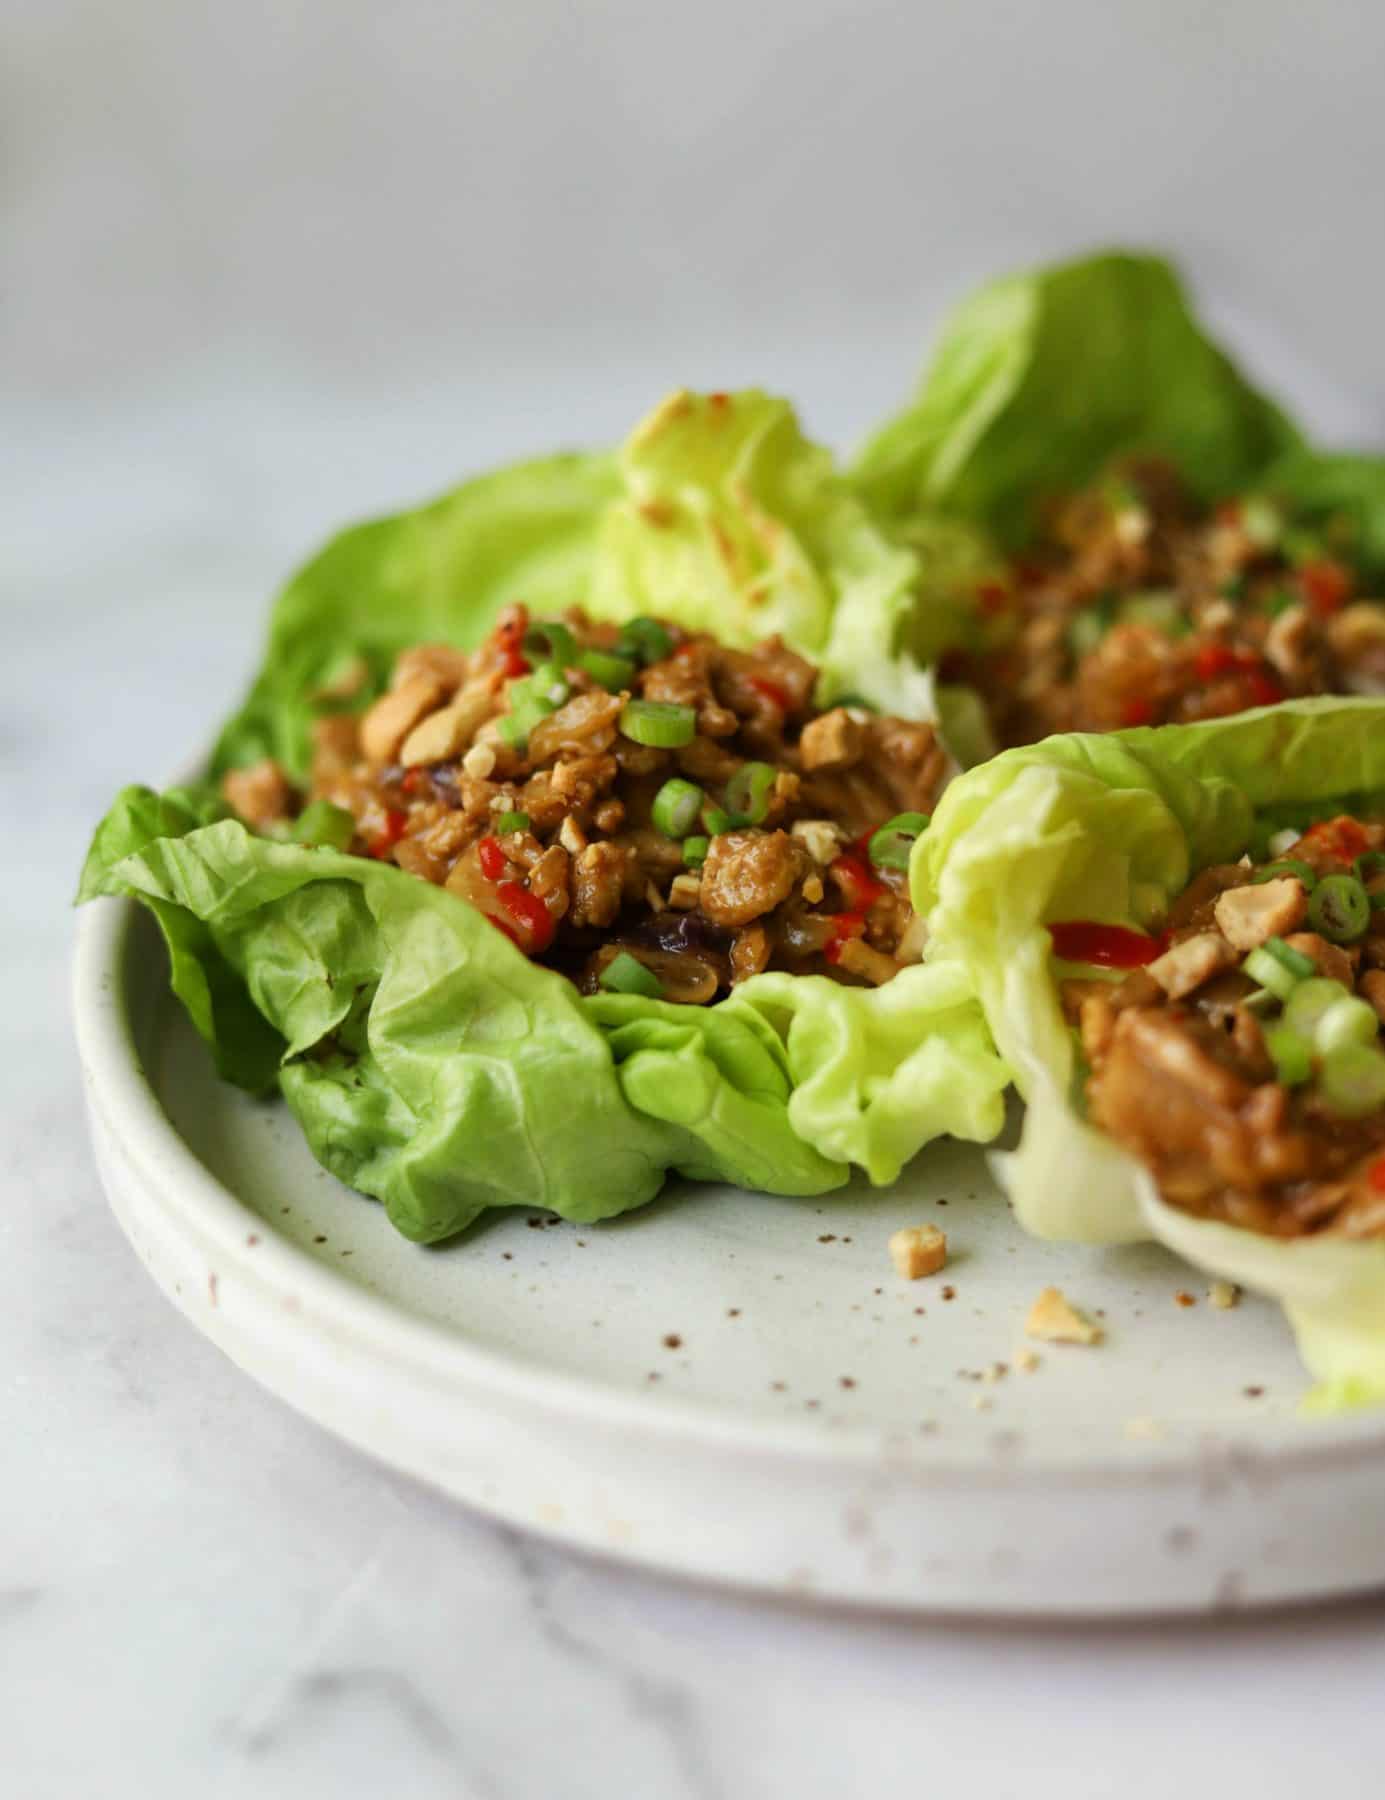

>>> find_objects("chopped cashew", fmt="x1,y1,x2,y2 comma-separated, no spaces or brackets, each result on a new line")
668,872,702,910
222,759,292,829
461,741,497,781
798,707,864,771
1025,1286,1103,1346
888,1224,947,1280
399,681,497,767
1146,931,1236,999
790,819,845,866
360,672,445,765
1012,1348,1040,1374
1213,877,1308,951
1208,1280,1241,1311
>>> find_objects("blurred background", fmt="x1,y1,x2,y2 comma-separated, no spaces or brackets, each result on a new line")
7,0,1385,787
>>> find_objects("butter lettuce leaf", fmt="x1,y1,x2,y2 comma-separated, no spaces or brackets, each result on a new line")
84,795,1010,1240
916,697,1385,1404
854,249,1301,547
214,452,621,781
587,388,937,716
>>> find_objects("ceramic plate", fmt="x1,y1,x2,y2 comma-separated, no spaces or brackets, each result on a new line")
75,896,1385,1614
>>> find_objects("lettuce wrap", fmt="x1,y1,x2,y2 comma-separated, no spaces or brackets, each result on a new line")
915,697,1385,1407
82,391,1010,1242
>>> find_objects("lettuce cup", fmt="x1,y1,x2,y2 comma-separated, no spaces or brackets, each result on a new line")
916,696,1385,1407
80,391,1008,1245
854,250,1385,751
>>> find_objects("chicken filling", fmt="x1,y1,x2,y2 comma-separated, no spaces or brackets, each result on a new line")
1064,816,1385,1237
222,608,945,1004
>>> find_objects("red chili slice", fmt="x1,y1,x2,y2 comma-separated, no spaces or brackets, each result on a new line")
1243,667,1284,707
495,880,555,954
1195,643,1237,682
747,675,792,713
975,581,1010,616
1119,697,1156,727
1299,559,1351,617
1370,1155,1385,1196
1297,816,1372,866
823,914,866,965
477,835,508,881
830,852,886,914
367,810,408,859
1048,921,1164,968
492,606,532,679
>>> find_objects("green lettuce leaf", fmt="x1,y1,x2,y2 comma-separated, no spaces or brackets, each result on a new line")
916,697,1385,1405
213,452,621,780
587,388,937,715
86,795,1010,1240
853,249,1301,548
1260,447,1385,584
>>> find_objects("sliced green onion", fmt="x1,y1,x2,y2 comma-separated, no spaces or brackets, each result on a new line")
867,811,931,871
522,620,578,669
598,951,664,999
1251,858,1317,889
681,835,709,868
1319,1043,1385,1118
524,661,570,707
1262,589,1299,619
619,699,695,748
578,648,637,690
1316,995,1382,1054
1281,527,1325,568
723,761,777,826
495,810,530,836
292,799,357,851
1121,591,1188,637
1068,611,1108,658
497,714,529,750
616,617,674,667
1245,939,1314,1000
652,778,704,838
1240,495,1281,550
1263,1025,1313,1088
830,693,878,713
1307,873,1371,944
702,806,735,837
1284,977,1351,1040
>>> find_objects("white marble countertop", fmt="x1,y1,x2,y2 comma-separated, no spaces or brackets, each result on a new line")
7,336,1385,1800
12,3,1385,1786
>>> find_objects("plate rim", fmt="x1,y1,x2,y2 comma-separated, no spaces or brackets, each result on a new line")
73,887,1385,1488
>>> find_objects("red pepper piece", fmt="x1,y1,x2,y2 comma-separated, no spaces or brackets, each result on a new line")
747,675,792,713
1297,816,1372,866
975,581,1010,616
477,835,508,881
492,606,532,679
1370,1155,1385,1196
829,852,886,914
495,880,556,955
1243,667,1284,707
1195,643,1237,682
1299,559,1351,618
1119,697,1156,728
1048,921,1163,968
367,810,407,859
823,914,866,965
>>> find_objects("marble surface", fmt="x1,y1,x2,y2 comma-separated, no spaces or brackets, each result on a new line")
12,3,1385,1787
6,345,1385,1800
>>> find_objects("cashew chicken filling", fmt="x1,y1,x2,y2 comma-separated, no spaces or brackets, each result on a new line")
941,460,1385,747
1061,816,1385,1238
222,608,944,1004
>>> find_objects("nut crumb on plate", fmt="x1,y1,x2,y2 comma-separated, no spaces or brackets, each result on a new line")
1208,1280,1240,1311
1012,1348,1040,1374
1025,1285,1103,1346
888,1224,947,1280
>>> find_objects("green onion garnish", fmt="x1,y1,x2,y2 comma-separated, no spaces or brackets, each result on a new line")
1284,977,1351,1040
681,835,709,868
1244,939,1313,1000
1319,1043,1385,1118
723,761,777,826
578,648,638,690
1307,873,1371,944
867,811,931,871
616,617,674,667
1263,1025,1313,1088
652,778,704,838
495,811,530,836
1262,590,1299,619
619,699,696,748
702,806,735,837
1315,995,1382,1054
830,693,878,713
598,951,664,998
1251,858,1317,890
522,620,578,670
1240,495,1281,550
291,799,356,851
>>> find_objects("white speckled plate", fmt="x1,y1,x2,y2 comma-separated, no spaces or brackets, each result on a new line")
75,896,1385,1614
